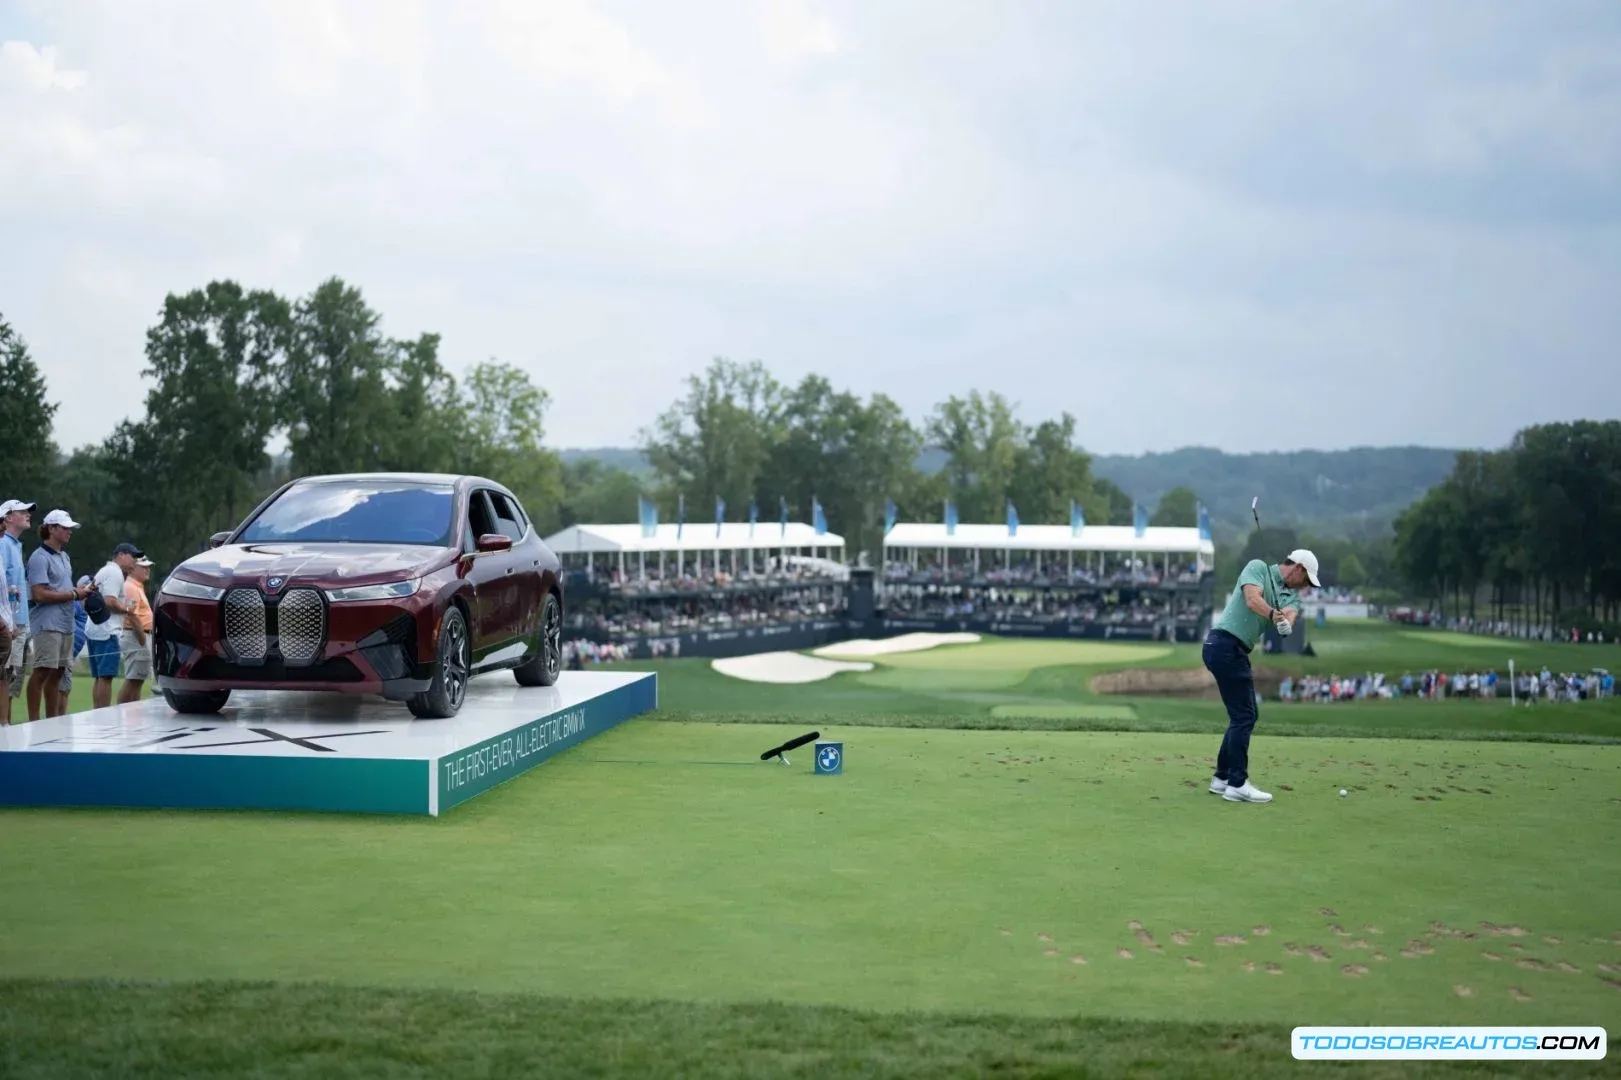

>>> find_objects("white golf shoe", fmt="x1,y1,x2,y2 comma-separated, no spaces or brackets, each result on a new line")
1222,781,1273,804
1209,777,1228,794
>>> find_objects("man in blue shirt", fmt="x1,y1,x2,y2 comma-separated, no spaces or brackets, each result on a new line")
0,498,35,724
1203,548,1319,804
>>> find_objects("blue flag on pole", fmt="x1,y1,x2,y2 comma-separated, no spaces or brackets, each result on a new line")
748,498,758,537
715,495,725,537
944,499,958,536
884,498,896,534
1006,499,1019,536
812,496,827,535
638,495,658,538
779,496,789,536
1197,502,1211,541
677,493,685,542
1133,503,1147,537
1070,499,1084,536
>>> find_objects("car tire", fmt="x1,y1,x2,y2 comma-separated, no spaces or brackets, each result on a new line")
163,689,231,714
409,606,471,719
514,591,562,688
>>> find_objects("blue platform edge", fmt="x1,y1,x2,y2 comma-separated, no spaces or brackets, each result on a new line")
435,672,658,815
0,673,658,817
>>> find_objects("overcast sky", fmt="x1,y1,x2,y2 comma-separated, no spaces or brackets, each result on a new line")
3,0,1618,457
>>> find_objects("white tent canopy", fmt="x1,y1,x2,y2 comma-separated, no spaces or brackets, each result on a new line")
546,521,844,555
883,522,1213,556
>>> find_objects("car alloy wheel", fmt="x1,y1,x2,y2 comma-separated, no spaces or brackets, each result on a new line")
543,594,561,680
443,613,470,709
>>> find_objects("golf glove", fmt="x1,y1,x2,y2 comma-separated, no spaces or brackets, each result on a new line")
1274,615,1292,637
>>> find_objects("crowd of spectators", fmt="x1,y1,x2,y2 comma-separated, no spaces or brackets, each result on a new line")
883,559,1203,588
1386,610,1612,645
1278,667,1614,703
563,590,840,641
1,499,155,724
882,587,1201,629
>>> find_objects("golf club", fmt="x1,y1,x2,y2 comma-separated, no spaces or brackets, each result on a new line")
761,730,821,767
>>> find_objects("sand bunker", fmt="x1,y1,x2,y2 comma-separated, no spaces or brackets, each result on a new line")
813,632,981,659
711,651,874,684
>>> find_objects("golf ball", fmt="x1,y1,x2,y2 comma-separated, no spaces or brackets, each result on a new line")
1339,789,1348,797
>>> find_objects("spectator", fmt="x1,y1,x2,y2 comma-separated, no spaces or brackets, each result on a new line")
85,542,141,708
25,509,93,720
119,556,154,704
0,498,35,723
57,575,91,715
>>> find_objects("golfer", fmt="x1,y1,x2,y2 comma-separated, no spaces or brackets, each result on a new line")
1204,549,1320,804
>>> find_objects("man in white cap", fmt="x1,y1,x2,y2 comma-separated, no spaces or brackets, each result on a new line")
25,509,94,720
0,499,36,723
1202,547,1320,804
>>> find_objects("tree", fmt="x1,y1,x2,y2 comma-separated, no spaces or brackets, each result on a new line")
1008,413,1106,526
1150,485,1199,527
1092,477,1134,526
1336,552,1367,589
640,358,780,515
924,390,1025,521
455,360,565,534
559,460,645,528
380,332,464,474
101,281,288,571
0,313,60,502
278,278,398,476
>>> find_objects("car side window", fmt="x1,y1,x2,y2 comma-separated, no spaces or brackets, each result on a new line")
503,494,531,536
488,492,526,540
467,490,499,546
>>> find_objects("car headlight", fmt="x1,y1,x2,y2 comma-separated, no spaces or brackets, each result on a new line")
325,578,422,603
160,576,226,601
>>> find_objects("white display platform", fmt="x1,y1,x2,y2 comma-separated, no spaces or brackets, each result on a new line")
0,670,656,816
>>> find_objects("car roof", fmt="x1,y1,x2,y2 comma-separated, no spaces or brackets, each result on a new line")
289,472,511,493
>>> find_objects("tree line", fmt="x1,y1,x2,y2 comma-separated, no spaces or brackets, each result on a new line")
18,282,1590,617
1391,420,1621,635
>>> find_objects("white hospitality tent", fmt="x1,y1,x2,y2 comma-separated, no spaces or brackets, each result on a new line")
544,521,846,582
882,522,1214,579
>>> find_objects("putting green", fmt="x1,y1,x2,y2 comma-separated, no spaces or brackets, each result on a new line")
870,639,1171,671
990,703,1138,722
3,721,1616,1027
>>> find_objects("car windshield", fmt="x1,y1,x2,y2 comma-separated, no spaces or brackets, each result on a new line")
236,482,456,546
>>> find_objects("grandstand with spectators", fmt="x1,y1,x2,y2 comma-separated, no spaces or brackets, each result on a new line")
879,520,1218,643
544,520,852,659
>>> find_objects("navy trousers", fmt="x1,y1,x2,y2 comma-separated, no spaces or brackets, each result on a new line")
1203,629,1259,788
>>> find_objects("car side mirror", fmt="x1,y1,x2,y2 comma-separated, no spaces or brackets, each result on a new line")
209,531,232,548
476,533,513,553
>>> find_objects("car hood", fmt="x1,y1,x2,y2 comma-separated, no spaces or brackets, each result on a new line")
175,543,453,590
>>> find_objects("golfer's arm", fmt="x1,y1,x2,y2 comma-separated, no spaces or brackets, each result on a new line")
31,582,75,604
1241,584,1277,618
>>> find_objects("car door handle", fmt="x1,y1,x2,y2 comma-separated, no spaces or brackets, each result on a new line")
505,568,515,576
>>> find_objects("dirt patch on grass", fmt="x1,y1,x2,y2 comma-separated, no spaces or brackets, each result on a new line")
1089,666,1286,697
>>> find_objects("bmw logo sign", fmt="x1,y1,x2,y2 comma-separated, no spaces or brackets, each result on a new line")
814,741,843,775
267,577,285,590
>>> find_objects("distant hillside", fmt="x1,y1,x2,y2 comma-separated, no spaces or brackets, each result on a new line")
1088,446,1460,541
555,444,1462,541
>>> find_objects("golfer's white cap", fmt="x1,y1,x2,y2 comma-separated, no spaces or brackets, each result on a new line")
0,499,36,517
42,508,81,529
1286,548,1321,588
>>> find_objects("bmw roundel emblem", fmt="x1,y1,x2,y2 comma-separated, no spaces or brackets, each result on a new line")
267,577,285,590
817,745,841,770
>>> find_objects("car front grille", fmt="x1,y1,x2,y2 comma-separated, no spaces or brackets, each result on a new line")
220,585,328,665
277,588,326,665
222,588,268,661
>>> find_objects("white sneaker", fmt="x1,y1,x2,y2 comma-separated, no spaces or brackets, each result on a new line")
1209,777,1228,794
1222,781,1273,803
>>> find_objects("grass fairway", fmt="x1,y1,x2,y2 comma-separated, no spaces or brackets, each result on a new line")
4,724,1620,1019
5,619,1621,1077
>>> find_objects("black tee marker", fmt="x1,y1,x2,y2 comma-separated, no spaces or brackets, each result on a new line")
761,730,820,767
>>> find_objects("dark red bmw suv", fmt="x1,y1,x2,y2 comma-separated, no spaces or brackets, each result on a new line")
152,473,564,718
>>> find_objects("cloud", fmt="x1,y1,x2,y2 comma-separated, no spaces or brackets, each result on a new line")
1,0,1617,462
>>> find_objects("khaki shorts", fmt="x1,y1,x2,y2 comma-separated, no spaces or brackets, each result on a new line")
31,630,74,670
121,631,153,681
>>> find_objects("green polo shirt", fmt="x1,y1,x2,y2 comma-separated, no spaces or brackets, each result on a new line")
1211,559,1304,649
